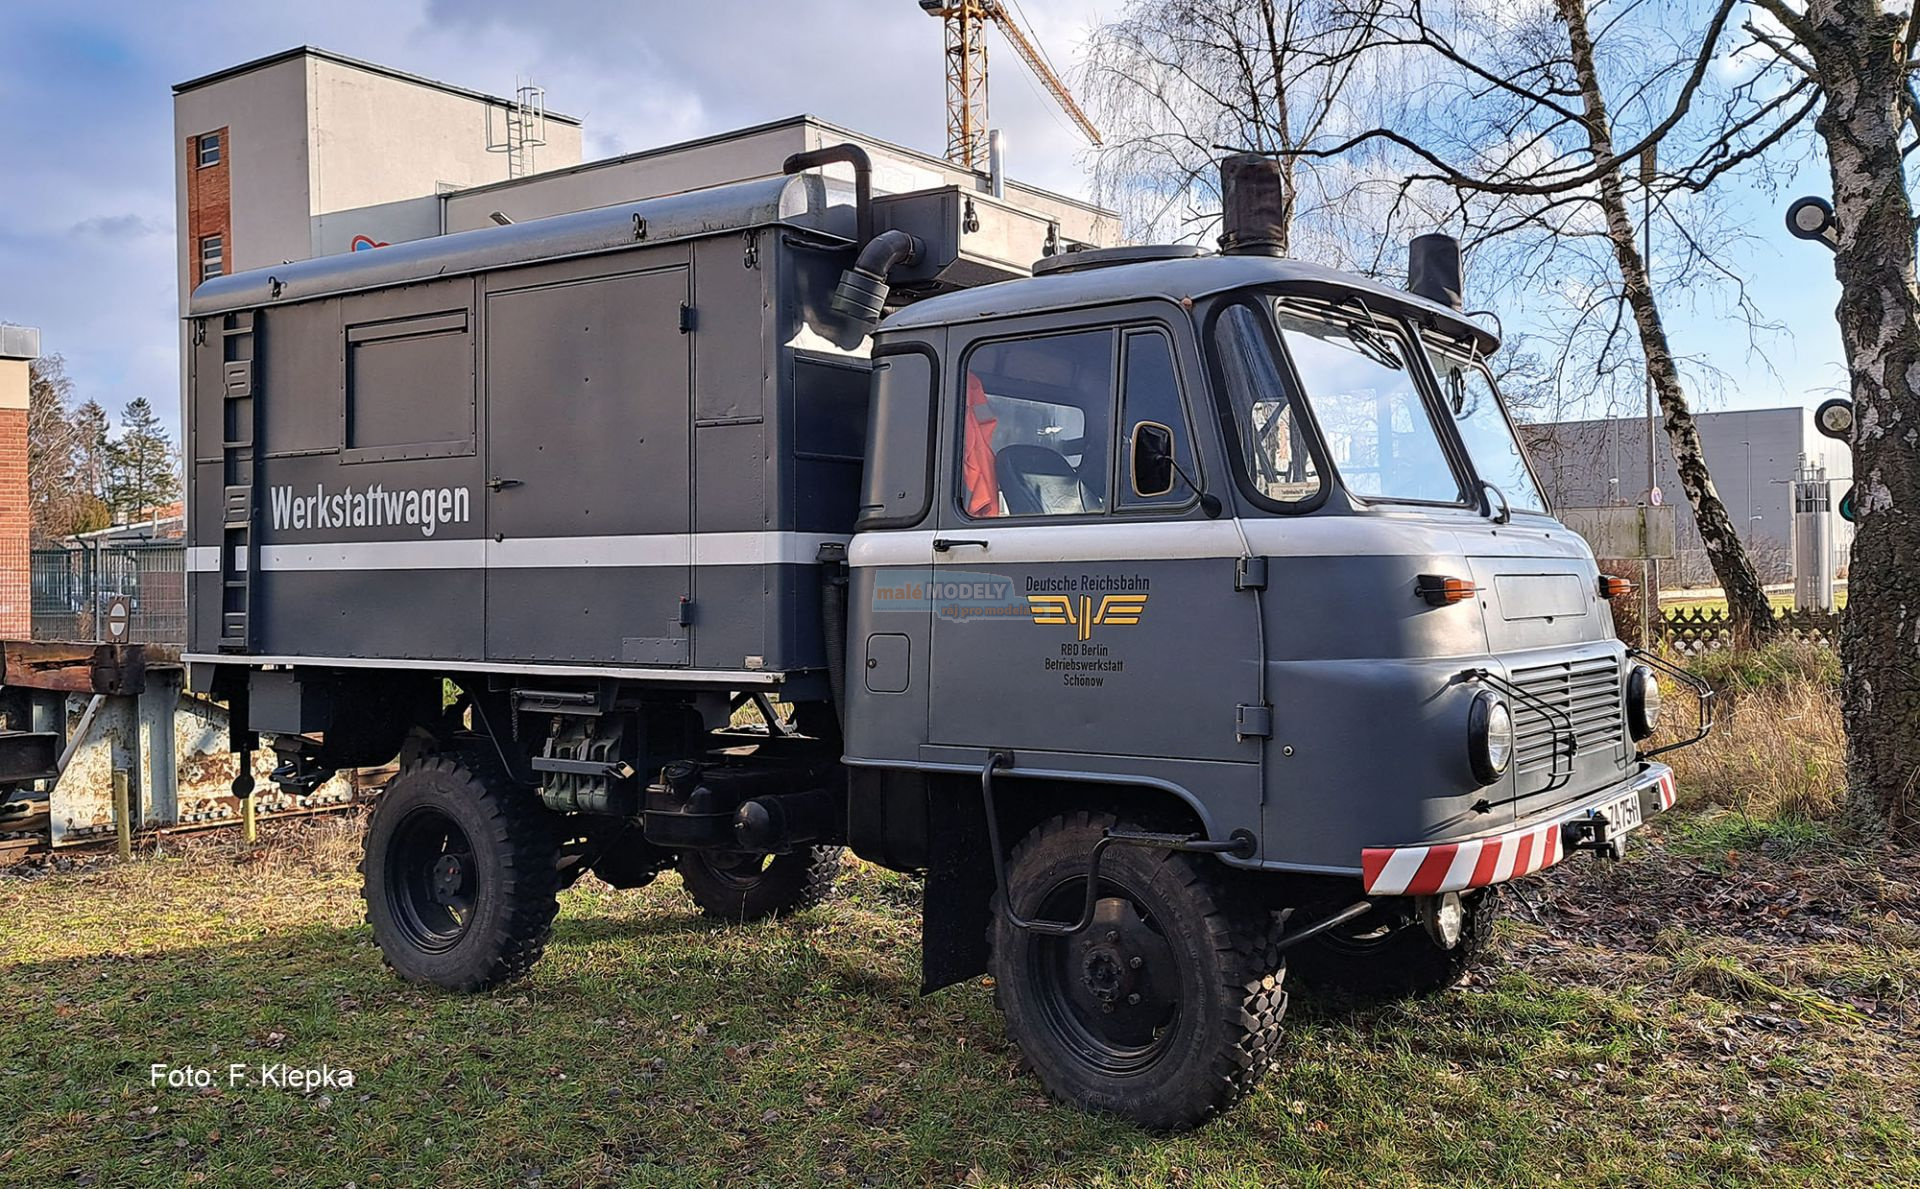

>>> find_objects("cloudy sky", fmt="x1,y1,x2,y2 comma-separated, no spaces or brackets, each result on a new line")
0,1,1848,436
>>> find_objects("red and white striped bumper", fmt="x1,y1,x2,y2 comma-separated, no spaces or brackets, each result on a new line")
1360,765,1677,897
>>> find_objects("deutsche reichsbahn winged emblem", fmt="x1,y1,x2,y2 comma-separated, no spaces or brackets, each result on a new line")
1026,594,1148,641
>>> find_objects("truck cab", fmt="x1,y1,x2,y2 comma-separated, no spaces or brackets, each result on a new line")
842,243,1678,879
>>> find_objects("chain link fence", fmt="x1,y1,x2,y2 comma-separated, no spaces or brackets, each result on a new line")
30,541,185,644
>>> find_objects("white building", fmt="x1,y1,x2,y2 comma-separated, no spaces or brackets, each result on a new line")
171,48,1116,308
172,48,587,305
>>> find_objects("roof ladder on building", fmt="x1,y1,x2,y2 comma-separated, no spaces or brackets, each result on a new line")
217,312,259,653
488,79,548,179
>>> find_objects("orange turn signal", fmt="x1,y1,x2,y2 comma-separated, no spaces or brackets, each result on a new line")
1415,574,1480,606
1597,574,1637,601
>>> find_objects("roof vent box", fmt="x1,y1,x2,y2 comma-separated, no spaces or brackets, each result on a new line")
871,186,1093,299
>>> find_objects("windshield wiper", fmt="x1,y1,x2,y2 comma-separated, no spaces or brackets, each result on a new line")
1343,320,1404,371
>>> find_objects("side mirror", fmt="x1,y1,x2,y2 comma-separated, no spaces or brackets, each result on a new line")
1130,421,1177,498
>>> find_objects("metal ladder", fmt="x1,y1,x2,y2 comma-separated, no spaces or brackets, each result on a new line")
216,312,258,653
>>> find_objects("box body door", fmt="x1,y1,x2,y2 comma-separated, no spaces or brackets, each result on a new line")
483,262,694,665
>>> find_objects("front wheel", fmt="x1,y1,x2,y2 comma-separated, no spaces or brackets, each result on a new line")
676,846,842,920
987,813,1288,1130
361,753,560,992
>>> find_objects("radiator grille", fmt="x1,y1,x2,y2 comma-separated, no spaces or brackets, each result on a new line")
1509,655,1624,774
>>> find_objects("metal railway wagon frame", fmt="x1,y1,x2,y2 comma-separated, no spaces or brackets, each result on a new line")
185,151,1708,1128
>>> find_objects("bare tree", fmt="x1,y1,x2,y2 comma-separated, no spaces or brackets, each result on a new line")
1280,0,1779,645
1080,0,1389,255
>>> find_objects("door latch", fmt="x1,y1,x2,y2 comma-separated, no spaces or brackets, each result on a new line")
486,477,523,492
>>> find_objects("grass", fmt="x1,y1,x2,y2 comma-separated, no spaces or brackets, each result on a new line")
0,652,1908,1187
1,805,1915,1188
1660,643,1848,821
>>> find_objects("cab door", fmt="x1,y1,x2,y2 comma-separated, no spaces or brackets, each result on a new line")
926,315,1250,763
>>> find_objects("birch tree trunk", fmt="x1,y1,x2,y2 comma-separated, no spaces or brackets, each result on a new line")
1779,0,1920,834
1558,0,1778,647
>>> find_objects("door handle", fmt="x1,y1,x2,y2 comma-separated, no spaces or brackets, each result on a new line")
932,538,989,552
486,477,523,492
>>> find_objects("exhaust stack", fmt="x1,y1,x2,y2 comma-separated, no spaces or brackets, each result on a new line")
1408,233,1465,310
1218,154,1287,257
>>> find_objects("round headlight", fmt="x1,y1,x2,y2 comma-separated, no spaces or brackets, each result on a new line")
1627,665,1662,741
1469,691,1514,785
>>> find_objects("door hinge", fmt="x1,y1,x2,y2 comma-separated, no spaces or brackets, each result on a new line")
1236,556,1268,592
191,321,207,346
1236,703,1273,740
679,303,697,334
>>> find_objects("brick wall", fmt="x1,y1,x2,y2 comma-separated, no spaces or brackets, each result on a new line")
0,401,27,639
185,127,231,290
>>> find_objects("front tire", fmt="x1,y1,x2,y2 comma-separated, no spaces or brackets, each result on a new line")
1288,889,1497,1001
361,753,560,992
676,846,842,920
987,812,1287,1130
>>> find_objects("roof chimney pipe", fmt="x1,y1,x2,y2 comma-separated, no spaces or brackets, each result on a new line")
1218,154,1287,257
1408,233,1465,310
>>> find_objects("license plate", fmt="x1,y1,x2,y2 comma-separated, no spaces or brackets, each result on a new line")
1595,788,1644,838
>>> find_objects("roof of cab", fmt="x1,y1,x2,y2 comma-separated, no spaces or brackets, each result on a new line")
878,252,1500,355
187,174,857,319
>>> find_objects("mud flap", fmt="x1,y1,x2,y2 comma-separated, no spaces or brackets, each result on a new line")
920,783,996,994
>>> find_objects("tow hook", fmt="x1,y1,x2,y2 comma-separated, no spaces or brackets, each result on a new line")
1563,813,1627,862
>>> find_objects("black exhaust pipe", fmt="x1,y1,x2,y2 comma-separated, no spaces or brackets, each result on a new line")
1218,153,1287,257
1408,233,1466,310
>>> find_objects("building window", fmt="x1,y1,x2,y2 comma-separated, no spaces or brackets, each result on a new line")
197,132,222,168
199,235,224,281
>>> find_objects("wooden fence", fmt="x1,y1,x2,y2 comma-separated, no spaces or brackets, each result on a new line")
1660,606,1844,654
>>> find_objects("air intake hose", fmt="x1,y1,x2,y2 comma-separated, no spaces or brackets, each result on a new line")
829,229,922,324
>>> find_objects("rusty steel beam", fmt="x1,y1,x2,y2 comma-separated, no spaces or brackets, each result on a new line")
0,641,148,696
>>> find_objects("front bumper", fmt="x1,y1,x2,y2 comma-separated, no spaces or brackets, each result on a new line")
1360,763,1677,896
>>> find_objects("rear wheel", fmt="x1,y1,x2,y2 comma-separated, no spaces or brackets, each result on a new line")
361,753,560,992
987,812,1287,1130
676,846,842,920
1288,889,1497,1001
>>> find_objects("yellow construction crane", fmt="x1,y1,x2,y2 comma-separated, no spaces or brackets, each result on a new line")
918,1,1103,173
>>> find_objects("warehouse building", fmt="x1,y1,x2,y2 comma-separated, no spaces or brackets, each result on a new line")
1520,406,1853,586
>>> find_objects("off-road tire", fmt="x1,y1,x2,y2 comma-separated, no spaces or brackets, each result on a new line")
987,812,1288,1130
361,751,560,992
1288,889,1497,1002
676,846,842,920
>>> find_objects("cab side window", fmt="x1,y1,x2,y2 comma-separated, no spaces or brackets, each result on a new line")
961,329,1115,519
1119,330,1197,509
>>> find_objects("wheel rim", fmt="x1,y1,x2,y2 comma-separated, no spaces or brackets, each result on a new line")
1024,879,1182,1077
696,851,775,889
386,805,478,953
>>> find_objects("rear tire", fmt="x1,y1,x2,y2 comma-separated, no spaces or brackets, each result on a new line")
987,812,1287,1130
1288,889,1497,1001
676,846,842,920
361,753,560,992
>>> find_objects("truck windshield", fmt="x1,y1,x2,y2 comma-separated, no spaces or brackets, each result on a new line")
1422,341,1546,513
1272,306,1463,504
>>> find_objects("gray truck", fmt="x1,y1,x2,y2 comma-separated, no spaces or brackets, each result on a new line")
183,150,1707,1128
